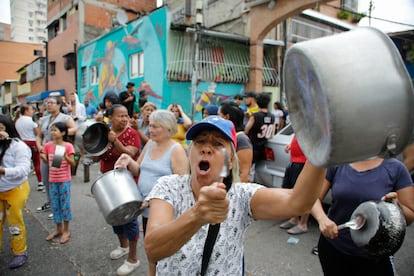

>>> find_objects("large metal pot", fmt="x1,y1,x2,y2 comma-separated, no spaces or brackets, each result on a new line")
348,201,406,257
91,169,143,226
75,120,110,156
284,27,414,166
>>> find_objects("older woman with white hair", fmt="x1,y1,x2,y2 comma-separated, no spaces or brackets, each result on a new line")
115,110,189,233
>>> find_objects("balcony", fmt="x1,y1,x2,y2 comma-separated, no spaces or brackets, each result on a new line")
17,83,31,96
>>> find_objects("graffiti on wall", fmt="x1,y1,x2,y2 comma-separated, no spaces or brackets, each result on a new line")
77,7,168,107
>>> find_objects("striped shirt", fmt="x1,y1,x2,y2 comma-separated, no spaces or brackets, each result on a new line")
43,142,75,182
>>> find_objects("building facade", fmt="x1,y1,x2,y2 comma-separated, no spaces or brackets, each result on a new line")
46,0,156,97
10,0,48,43
0,23,11,41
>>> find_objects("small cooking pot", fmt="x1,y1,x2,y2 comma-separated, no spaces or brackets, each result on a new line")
75,120,110,156
284,27,414,166
91,169,144,226
51,144,66,168
346,201,406,257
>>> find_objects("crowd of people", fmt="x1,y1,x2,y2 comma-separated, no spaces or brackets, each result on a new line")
0,82,413,276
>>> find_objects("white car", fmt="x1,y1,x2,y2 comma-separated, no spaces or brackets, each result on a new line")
254,124,332,204
254,124,294,188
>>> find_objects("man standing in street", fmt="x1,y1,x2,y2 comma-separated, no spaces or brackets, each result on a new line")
119,82,136,117
243,92,259,118
245,93,275,162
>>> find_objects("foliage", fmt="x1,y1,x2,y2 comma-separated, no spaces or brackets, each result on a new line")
337,10,350,20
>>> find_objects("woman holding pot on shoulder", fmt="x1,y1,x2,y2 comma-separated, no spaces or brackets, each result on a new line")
311,157,414,276
99,104,142,276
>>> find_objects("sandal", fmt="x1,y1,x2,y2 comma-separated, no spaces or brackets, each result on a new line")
279,220,297,229
287,225,308,235
60,232,71,244
46,231,62,241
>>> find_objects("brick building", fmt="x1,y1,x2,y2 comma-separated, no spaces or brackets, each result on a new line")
0,23,11,41
46,0,156,98
0,40,44,83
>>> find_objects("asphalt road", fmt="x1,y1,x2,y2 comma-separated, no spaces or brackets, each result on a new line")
1,163,414,275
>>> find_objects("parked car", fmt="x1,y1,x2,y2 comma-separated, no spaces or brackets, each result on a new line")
254,124,294,188
254,123,332,204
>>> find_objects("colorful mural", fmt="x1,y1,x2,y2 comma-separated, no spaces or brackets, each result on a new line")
77,7,169,108
77,6,246,120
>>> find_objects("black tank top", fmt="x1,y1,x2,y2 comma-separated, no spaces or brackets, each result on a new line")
248,111,275,149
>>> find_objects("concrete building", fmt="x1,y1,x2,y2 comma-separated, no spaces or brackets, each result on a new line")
0,40,44,83
0,23,11,41
10,0,48,43
16,57,46,104
166,0,357,95
45,0,156,98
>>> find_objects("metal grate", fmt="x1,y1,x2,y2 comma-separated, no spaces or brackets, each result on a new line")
167,31,279,86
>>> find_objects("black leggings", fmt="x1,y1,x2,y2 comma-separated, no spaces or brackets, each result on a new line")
318,235,394,276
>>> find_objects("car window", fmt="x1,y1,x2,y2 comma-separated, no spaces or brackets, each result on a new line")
279,124,293,135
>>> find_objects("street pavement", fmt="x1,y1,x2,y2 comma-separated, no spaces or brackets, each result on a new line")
1,163,414,275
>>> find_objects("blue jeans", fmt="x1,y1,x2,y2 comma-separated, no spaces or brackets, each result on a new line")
112,219,139,241
49,181,72,224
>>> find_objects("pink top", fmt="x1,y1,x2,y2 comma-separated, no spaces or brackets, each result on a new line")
43,142,75,183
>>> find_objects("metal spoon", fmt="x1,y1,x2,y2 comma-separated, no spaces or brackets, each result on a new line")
338,215,366,231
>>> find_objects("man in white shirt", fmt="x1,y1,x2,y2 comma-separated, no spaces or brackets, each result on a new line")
15,104,43,191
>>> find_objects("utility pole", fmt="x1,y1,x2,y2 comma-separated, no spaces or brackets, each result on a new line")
190,0,203,120
368,0,373,26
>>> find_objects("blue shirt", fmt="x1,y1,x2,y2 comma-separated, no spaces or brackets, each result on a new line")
325,158,413,256
85,104,97,118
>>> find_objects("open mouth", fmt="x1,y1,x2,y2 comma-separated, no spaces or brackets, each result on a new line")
198,160,210,172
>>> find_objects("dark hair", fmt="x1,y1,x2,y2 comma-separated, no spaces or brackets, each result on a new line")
106,104,127,117
233,94,243,101
256,93,271,109
99,102,105,109
0,114,20,139
274,102,284,110
19,104,31,115
103,92,120,106
220,102,245,132
0,114,21,164
51,121,69,141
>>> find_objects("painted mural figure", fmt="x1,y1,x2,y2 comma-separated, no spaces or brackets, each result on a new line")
98,41,125,97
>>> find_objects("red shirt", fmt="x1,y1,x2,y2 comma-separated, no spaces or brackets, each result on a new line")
100,127,141,173
290,136,306,164
44,142,75,182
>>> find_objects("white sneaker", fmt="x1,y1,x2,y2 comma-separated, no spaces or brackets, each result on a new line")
110,246,129,260
48,213,53,220
116,260,140,276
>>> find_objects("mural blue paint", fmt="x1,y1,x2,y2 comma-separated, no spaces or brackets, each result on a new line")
77,6,247,120
77,7,169,108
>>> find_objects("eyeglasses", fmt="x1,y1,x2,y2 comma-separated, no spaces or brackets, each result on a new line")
47,101,57,105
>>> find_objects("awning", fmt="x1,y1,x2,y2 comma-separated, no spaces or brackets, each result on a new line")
167,31,279,86
26,89,65,102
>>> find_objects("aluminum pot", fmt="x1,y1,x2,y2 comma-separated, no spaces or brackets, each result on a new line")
75,120,110,156
349,201,406,257
284,27,414,166
91,168,143,226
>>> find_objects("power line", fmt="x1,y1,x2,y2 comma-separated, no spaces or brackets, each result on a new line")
325,3,414,28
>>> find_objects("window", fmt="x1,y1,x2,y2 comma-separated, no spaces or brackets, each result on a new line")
48,20,59,40
129,52,144,78
60,13,67,31
29,28,34,32
34,49,43,56
81,66,87,88
49,61,56,75
90,66,99,85
28,36,34,41
63,52,76,70
20,72,27,84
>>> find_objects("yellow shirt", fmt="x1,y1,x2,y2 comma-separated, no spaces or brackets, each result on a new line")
246,104,259,117
171,123,187,148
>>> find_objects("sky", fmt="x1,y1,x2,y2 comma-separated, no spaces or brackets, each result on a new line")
0,0,10,24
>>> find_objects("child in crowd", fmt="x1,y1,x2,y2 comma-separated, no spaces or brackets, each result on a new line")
41,122,75,244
